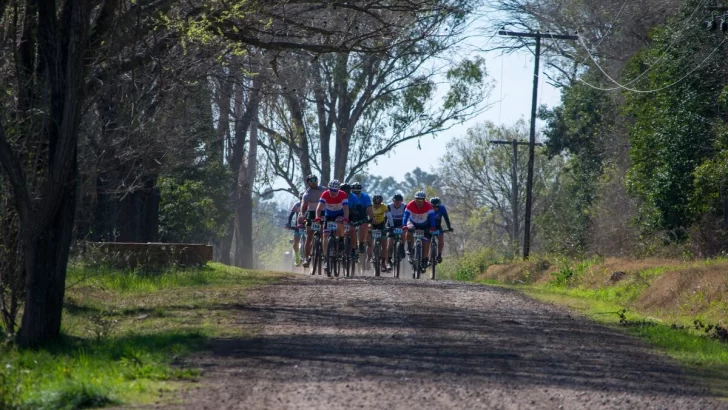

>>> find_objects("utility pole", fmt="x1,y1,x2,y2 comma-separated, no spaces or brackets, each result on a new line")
491,139,544,254
498,30,578,259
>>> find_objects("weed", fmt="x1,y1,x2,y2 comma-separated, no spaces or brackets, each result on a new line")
25,382,118,410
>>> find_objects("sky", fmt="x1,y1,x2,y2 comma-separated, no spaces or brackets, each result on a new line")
372,49,562,181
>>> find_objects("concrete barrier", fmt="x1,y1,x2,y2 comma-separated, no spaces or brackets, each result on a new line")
85,242,213,269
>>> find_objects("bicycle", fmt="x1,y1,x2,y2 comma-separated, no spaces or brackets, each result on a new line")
371,227,390,277
408,229,439,279
389,227,405,278
323,219,350,278
429,228,452,280
310,220,324,276
348,220,371,276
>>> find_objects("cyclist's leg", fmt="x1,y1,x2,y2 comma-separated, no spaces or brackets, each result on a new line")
292,232,301,265
362,223,372,256
405,221,416,254
335,216,346,244
422,229,432,264
304,211,315,259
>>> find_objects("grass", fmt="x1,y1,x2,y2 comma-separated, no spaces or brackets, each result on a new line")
0,262,289,409
463,253,728,396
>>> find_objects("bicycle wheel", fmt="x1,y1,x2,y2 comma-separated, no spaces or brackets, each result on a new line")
393,240,401,278
312,237,322,276
372,240,380,277
430,237,438,280
413,240,422,279
327,235,337,277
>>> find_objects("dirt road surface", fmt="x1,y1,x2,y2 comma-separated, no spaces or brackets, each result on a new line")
160,273,727,409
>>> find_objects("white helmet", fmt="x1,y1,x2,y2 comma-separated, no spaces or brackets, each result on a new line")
414,191,426,199
328,179,340,189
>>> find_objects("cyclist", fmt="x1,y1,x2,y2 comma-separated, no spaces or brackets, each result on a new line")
387,193,405,267
430,197,453,263
401,191,437,268
285,194,304,266
371,194,393,272
347,181,374,262
300,175,327,268
314,180,350,271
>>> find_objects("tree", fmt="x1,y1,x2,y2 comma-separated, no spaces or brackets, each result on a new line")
257,2,491,191
438,121,561,256
624,12,725,240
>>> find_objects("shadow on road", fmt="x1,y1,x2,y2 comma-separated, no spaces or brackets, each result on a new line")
183,278,721,401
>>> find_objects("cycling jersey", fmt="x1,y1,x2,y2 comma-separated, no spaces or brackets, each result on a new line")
402,200,435,228
301,185,327,214
387,203,405,226
371,203,392,226
433,204,452,229
318,190,349,218
348,192,372,221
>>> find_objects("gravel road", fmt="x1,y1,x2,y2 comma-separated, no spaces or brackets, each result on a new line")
161,273,727,409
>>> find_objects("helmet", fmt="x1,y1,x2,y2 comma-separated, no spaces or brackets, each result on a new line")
306,174,318,183
373,194,383,203
328,179,340,189
414,191,426,200
351,182,362,191
430,197,441,206
340,182,351,193
393,193,404,201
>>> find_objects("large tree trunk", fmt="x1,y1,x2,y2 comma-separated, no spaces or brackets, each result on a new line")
16,162,77,346
234,76,261,269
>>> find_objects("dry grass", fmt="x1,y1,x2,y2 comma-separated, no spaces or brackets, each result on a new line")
478,256,728,325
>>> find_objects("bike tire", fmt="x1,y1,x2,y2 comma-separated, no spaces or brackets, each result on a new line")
373,240,381,277
312,237,321,276
393,241,401,278
413,240,422,279
327,236,337,278
430,237,438,280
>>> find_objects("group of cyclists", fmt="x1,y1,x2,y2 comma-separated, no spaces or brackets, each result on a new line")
286,174,453,274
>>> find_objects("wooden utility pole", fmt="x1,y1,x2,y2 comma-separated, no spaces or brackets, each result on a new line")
491,139,543,254
498,30,578,259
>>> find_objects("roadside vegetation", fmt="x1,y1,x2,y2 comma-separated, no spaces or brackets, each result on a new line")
0,263,287,409
440,253,728,393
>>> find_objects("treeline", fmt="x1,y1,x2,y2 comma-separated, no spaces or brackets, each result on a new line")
479,0,728,258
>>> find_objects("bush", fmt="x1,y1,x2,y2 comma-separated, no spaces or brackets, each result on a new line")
438,248,500,281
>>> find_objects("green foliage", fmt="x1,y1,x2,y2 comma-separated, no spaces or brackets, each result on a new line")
624,15,725,238
443,57,486,110
158,161,232,243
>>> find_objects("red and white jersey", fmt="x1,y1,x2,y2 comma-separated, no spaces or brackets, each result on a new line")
319,190,349,213
404,200,435,225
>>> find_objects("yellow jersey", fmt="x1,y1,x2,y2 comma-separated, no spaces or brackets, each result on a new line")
372,203,389,225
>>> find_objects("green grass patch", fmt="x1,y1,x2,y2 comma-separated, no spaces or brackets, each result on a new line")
1,262,287,409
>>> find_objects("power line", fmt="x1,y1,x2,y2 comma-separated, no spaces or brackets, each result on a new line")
572,0,708,91
577,36,726,93
578,0,630,66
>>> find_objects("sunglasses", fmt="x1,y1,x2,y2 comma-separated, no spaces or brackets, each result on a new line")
330,189,339,193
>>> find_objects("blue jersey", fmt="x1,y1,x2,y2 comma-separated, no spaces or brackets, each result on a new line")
347,192,372,211
433,204,451,228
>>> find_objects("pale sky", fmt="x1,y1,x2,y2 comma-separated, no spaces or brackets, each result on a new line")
372,49,561,181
